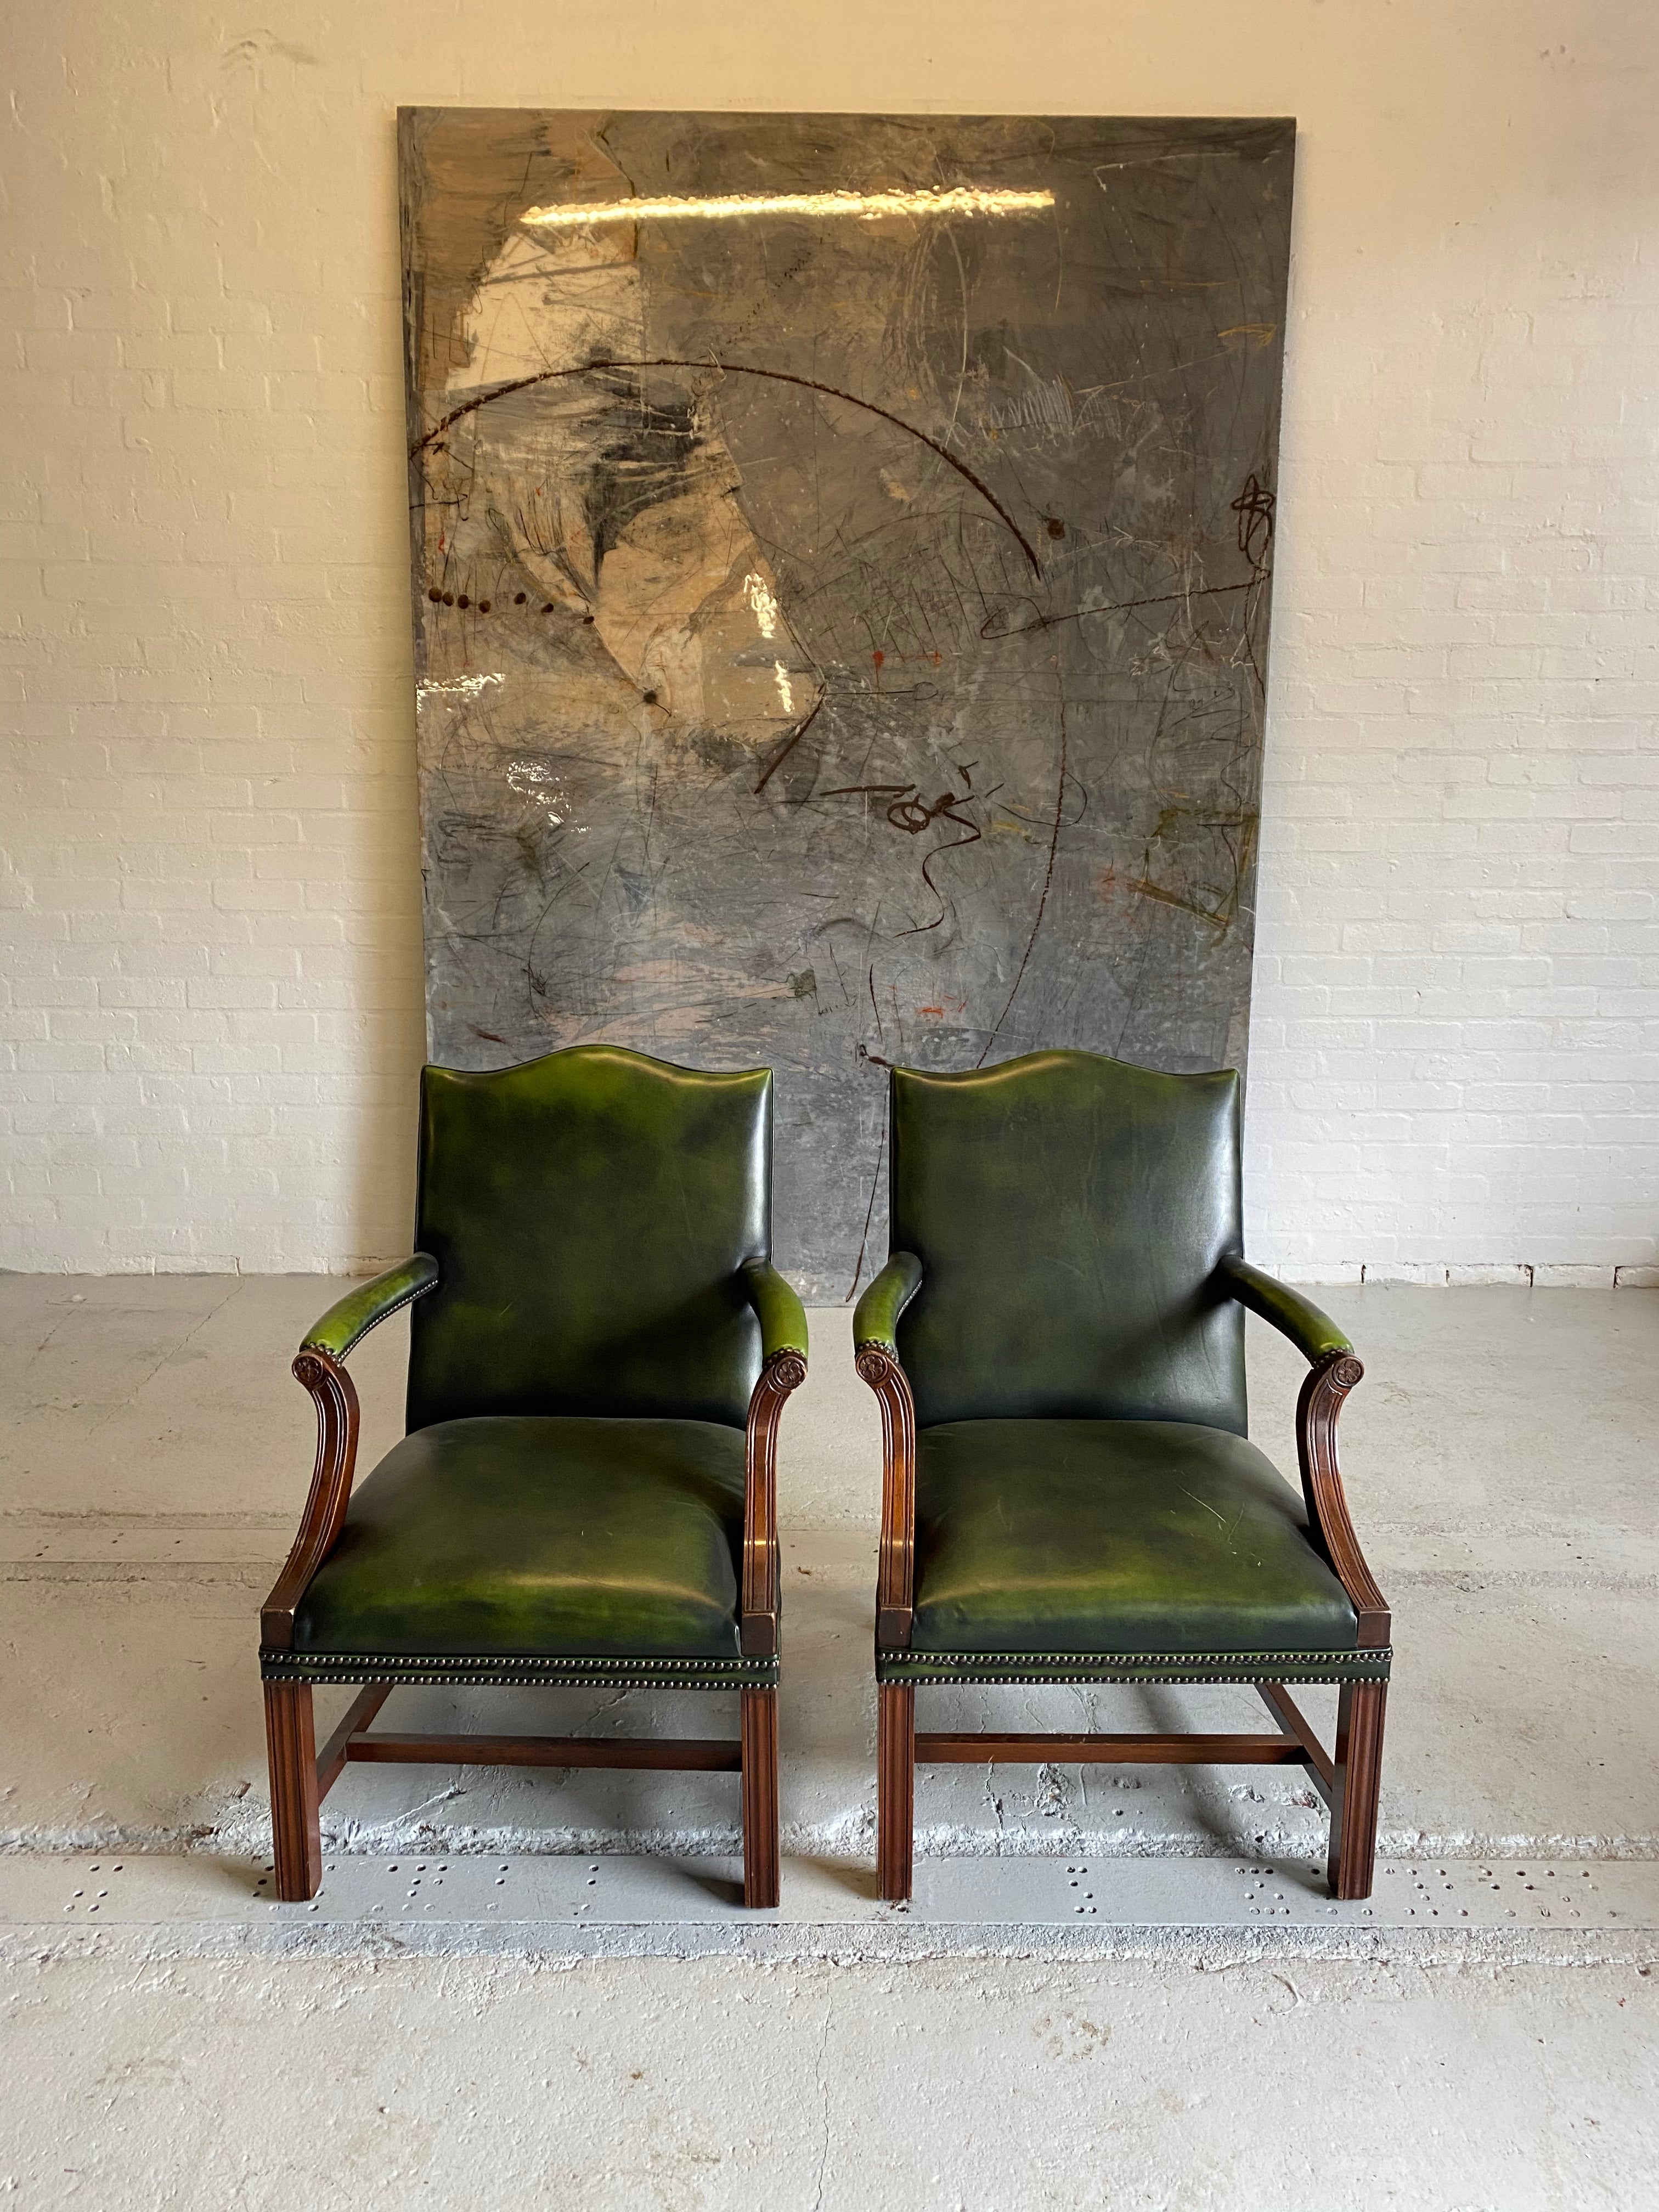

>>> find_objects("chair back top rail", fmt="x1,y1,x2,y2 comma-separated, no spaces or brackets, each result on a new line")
887,1049,1246,1431
409,1045,775,1431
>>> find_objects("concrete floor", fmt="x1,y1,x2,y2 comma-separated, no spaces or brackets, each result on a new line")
3,1277,1657,2207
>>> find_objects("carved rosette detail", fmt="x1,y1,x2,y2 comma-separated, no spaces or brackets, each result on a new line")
855,1341,899,1387
1331,1355,1365,1391
762,1348,808,1396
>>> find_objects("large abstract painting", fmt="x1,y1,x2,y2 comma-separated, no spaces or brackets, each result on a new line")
400,110,1294,1296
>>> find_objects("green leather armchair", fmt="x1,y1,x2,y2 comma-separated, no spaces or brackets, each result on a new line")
853,1051,1389,1903
259,1046,808,1905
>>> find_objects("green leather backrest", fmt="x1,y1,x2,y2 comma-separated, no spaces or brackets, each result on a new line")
408,1048,771,1432
890,1051,1246,1432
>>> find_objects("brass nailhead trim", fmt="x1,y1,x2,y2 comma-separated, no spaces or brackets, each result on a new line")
301,1274,437,1362
879,1645,1392,1685
879,1672,1390,1685
894,1645,1390,1666
260,1647,775,1687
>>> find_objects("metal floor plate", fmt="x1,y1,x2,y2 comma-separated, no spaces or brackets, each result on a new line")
7,1852,1658,1961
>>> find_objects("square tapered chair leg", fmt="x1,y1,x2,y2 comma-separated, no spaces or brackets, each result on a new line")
878,1683,915,1902
1328,1679,1388,1899
264,1680,322,1901
741,1686,780,1908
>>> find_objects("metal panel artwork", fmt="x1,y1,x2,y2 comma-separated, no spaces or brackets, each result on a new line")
400,110,1295,1296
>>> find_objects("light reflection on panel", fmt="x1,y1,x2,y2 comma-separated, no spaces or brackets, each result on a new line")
520,186,1056,229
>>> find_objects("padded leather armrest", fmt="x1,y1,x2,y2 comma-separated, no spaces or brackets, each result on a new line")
1219,1256,1351,1365
739,1260,809,1367
853,1251,924,1352
299,1255,441,1362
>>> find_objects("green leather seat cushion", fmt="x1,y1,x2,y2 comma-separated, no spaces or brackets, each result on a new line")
909,1419,1358,1657
293,1417,747,1660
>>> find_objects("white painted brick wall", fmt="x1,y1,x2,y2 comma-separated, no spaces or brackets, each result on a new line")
2,2,1656,1276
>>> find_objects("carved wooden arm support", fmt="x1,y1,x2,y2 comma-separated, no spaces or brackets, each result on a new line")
259,1257,439,1651
856,1341,918,1650
740,1347,808,1656
261,1348,361,1650
853,1252,925,1650
1216,1256,1389,1646
737,1259,810,1658
1296,1350,1390,1648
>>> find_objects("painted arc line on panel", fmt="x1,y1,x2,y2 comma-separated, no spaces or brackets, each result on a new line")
407,356,1043,579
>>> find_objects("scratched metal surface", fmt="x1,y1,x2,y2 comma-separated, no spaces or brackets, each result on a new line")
399,110,1294,1298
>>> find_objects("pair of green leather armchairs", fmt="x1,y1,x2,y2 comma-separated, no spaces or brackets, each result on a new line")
260,1046,1390,1911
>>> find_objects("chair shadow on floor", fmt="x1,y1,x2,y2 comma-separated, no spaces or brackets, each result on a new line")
1126,1680,1339,1896
894,1678,1341,1895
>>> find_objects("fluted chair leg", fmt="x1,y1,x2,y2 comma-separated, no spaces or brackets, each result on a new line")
264,1680,322,1901
741,1686,780,1908
1328,1680,1387,1899
878,1683,915,1902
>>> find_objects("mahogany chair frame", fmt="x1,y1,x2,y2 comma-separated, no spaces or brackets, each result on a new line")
261,1336,805,1909
858,1334,1389,1905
